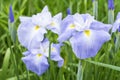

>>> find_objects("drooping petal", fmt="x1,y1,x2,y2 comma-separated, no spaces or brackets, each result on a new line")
17,21,47,49
50,43,64,67
90,21,112,32
22,53,49,76
70,29,110,59
58,29,75,42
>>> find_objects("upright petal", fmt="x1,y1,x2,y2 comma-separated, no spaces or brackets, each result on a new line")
32,6,52,27
70,29,110,59
22,53,49,76
47,13,62,34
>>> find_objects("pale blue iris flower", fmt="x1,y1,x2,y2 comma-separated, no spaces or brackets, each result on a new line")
58,13,111,59
112,12,120,32
22,39,63,75
17,6,52,49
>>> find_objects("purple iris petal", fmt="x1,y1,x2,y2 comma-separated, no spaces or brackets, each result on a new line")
70,29,110,59
9,5,14,23
51,43,64,67
90,20,112,32
108,0,114,10
46,13,62,35
116,12,120,19
22,53,49,76
112,12,120,32
17,21,47,49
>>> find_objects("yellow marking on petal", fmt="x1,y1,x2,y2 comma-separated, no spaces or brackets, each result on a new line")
50,22,56,26
69,24,75,29
37,54,42,57
51,47,55,51
34,25,40,30
84,30,91,37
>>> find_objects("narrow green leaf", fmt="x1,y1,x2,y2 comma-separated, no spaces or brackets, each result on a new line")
0,48,11,80
85,60,120,71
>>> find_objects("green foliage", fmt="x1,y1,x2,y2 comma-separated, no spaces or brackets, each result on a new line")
1,0,120,80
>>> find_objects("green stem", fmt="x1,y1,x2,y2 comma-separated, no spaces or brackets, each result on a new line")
47,42,52,80
77,60,83,80
108,10,114,24
84,0,87,12
7,34,20,80
93,0,98,19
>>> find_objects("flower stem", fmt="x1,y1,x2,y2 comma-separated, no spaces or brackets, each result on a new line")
93,0,98,19
77,60,83,80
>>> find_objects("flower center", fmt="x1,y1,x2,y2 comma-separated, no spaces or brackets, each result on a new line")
37,54,42,57
84,30,91,37
50,22,56,26
69,24,75,29
34,25,40,30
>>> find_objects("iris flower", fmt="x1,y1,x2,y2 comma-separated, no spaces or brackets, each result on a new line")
58,13,111,59
22,39,64,75
17,6,52,49
112,12,120,32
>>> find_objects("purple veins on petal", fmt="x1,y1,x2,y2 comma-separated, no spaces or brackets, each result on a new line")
70,29,110,59
22,52,49,76
9,5,14,23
